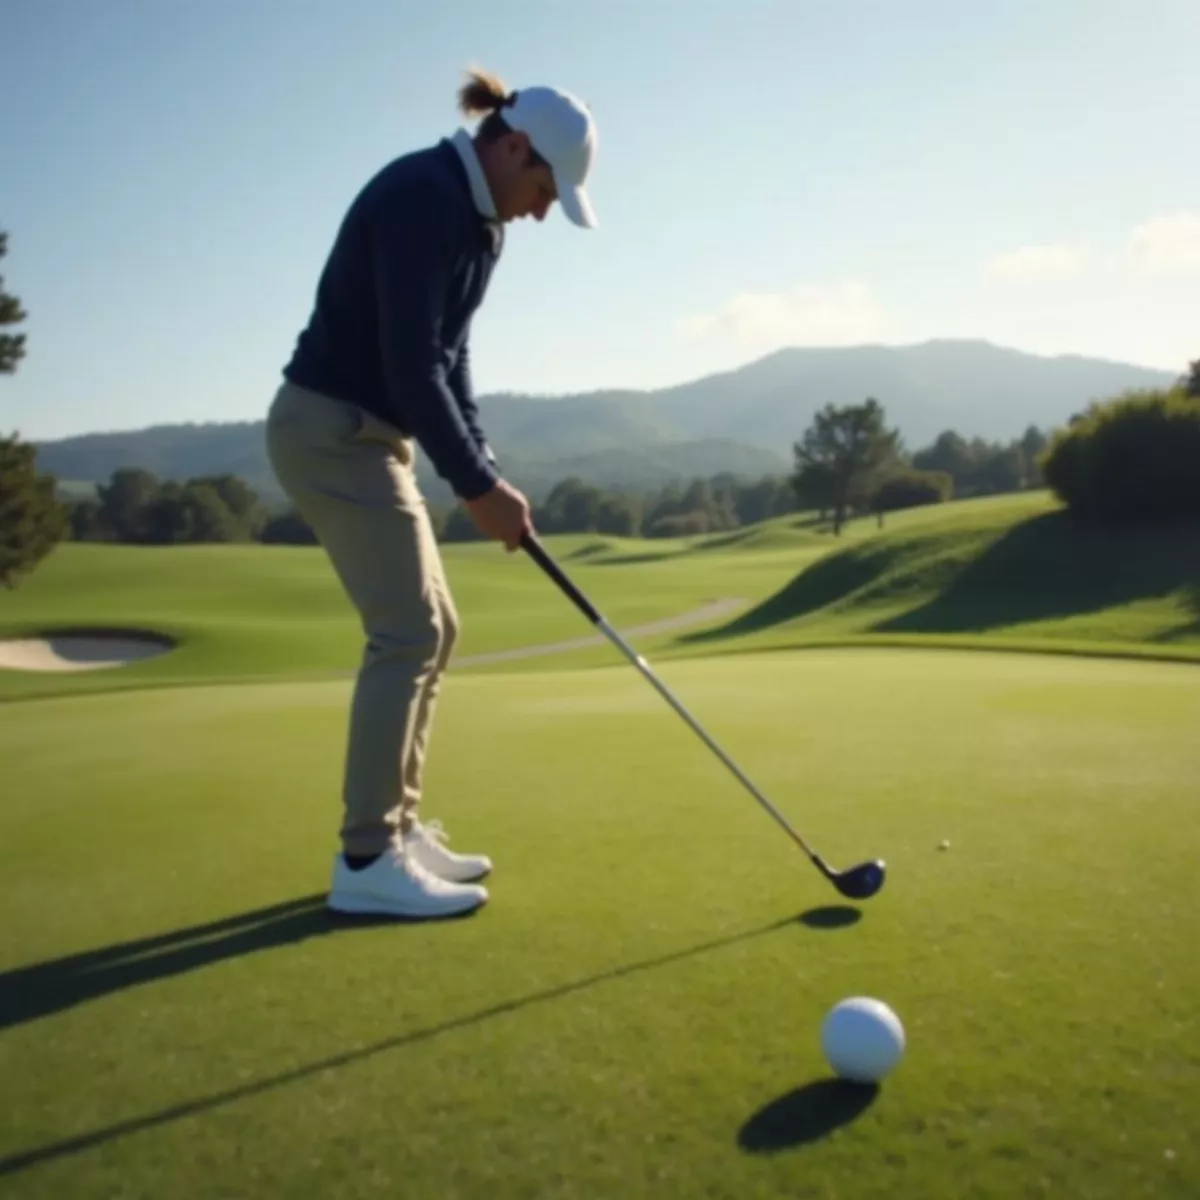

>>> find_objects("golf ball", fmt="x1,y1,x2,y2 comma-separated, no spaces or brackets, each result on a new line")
820,997,906,1083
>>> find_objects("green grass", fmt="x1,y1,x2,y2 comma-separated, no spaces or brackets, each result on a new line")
2,649,1198,1198
0,529,811,703
3,495,1199,1195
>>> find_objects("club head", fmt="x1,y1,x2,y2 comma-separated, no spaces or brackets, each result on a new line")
814,855,886,900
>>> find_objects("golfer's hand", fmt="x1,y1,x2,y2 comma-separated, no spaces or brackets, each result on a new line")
465,478,533,551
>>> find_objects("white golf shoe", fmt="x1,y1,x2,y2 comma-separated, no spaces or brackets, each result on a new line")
402,818,493,884
327,843,487,920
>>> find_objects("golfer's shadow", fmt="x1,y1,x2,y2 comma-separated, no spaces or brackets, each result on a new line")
0,900,853,1033
0,895,338,1031
738,1078,880,1152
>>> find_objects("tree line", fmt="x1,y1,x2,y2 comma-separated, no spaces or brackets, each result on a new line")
42,411,1051,549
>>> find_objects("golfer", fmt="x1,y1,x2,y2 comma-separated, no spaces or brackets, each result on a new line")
265,69,598,919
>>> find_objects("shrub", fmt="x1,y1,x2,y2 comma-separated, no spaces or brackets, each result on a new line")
645,510,713,538
1041,387,1200,520
871,469,954,513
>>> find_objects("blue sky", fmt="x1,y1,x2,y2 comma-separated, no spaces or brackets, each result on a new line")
4,0,1197,440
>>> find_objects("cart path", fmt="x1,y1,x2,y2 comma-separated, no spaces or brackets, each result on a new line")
453,597,746,667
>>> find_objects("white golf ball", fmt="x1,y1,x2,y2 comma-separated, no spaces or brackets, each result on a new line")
820,997,906,1083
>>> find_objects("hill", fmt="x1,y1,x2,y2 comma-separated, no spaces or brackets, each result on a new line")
672,493,1200,660
32,339,1176,506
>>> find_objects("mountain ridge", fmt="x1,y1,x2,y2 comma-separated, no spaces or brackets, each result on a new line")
33,338,1179,506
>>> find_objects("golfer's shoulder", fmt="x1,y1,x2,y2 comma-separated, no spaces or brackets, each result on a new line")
358,142,471,233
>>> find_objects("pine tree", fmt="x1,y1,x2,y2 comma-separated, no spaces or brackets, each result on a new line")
0,232,28,374
792,398,903,534
0,230,68,586
0,435,68,588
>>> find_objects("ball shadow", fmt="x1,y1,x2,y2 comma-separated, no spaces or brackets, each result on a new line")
798,905,862,930
738,1078,880,1153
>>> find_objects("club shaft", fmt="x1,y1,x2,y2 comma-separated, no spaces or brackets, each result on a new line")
519,531,821,860
596,617,818,860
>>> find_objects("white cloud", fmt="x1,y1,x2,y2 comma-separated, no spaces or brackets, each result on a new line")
1126,211,1200,274
675,281,885,349
985,243,1088,279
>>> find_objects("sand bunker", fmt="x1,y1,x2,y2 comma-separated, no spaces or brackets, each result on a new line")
0,631,174,673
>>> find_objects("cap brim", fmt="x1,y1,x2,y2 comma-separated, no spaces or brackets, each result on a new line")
557,179,597,229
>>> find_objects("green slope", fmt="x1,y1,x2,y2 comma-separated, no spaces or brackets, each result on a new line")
685,493,1200,655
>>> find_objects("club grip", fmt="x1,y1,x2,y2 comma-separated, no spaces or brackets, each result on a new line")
520,532,603,625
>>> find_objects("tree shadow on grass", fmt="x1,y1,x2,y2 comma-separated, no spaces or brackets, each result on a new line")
875,511,1200,635
0,906,830,1176
739,1079,880,1152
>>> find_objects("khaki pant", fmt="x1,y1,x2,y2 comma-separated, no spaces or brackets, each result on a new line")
265,380,460,856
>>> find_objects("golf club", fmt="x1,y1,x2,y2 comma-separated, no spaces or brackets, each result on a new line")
519,531,886,901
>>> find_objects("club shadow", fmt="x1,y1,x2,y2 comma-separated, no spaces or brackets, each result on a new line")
738,1078,880,1153
798,905,862,930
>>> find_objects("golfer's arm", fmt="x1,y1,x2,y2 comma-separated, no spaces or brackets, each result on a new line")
447,335,498,469
374,216,499,502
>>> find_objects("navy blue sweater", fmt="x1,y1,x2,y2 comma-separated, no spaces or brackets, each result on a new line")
283,139,502,500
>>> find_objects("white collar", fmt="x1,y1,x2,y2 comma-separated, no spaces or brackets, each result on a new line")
450,128,499,222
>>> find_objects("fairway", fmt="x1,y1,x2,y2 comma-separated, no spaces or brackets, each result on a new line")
3,647,1198,1199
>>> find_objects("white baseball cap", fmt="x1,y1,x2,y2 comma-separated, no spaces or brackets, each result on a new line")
502,86,598,228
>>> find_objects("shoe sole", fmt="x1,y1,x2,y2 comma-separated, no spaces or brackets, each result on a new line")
327,891,487,921
442,867,491,884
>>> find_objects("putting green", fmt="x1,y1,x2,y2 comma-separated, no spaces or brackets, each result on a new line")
2,648,1197,1198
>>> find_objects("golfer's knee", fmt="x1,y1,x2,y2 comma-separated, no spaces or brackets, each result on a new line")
438,597,461,660
364,612,441,666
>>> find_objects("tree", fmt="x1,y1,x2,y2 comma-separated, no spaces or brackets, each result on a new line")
974,444,1026,494
0,435,69,588
871,469,953,519
535,477,602,533
66,497,108,542
0,232,27,374
136,478,254,544
0,233,68,585
178,482,245,542
913,430,974,483
1185,359,1200,399
440,504,486,542
260,509,318,545
646,510,713,538
1018,425,1049,487
595,494,641,536
792,398,902,534
96,467,161,542
188,473,266,539
791,459,836,521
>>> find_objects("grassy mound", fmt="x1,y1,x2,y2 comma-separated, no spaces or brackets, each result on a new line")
682,493,1200,662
